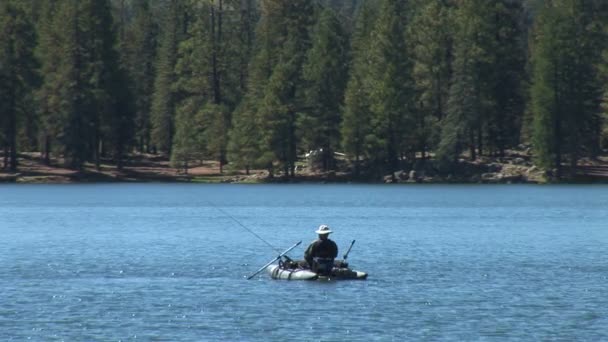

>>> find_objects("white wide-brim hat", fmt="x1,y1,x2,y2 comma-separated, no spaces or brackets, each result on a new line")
315,224,332,235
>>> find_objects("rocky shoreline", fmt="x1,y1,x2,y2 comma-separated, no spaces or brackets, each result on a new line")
382,156,545,184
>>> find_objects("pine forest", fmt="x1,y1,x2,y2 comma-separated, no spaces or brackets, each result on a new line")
1,0,608,182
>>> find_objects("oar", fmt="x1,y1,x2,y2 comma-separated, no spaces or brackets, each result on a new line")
247,241,302,280
343,240,356,260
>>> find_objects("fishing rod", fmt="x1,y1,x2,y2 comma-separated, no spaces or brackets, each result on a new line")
343,240,356,260
247,241,302,280
212,205,281,254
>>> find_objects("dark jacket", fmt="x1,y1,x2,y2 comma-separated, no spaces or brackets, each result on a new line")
304,238,338,266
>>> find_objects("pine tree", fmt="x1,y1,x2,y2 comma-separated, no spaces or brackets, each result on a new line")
437,0,495,168
171,0,212,172
171,0,243,173
531,0,604,177
237,0,257,92
257,60,295,177
170,98,205,173
54,1,91,169
341,0,377,177
82,0,133,170
35,0,133,170
485,1,527,157
228,1,275,175
366,0,416,175
408,0,453,157
204,0,243,172
35,0,61,165
200,103,231,172
150,0,186,155
226,0,259,174
227,102,260,174
319,0,361,30
599,3,608,150
240,0,315,177
0,1,38,171
300,7,349,171
123,0,158,154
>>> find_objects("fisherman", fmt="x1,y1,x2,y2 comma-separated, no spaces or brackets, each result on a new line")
304,225,338,274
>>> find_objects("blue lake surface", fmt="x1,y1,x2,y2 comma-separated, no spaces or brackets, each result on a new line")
1,184,607,341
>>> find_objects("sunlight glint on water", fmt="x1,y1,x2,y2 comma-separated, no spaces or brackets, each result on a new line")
1,184,607,341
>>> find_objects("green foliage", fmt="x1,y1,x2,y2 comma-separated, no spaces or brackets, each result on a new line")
85,0,134,169
200,103,231,172
170,97,205,172
437,0,526,169
341,0,377,176
300,7,349,171
227,103,260,173
171,0,246,172
0,0,38,170
240,0,315,177
531,0,605,175
366,0,416,173
486,1,527,156
150,0,185,154
256,60,293,174
1,0,606,180
408,0,453,155
53,1,91,169
35,1,60,164
121,0,158,153
441,0,492,164
34,0,132,170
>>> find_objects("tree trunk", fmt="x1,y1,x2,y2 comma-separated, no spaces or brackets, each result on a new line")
145,136,151,154
211,1,222,105
553,65,562,179
116,141,124,171
95,134,101,171
43,135,51,166
592,113,601,159
323,145,333,172
477,125,483,157
239,0,253,91
469,132,476,161
9,118,17,172
3,142,8,170
569,151,578,178
288,109,297,178
8,85,17,171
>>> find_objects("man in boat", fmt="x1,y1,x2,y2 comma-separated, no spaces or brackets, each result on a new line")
303,225,338,274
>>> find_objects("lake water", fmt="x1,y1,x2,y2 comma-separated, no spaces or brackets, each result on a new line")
1,184,607,341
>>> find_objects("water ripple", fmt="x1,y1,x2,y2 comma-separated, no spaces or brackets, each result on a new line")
1,184,608,340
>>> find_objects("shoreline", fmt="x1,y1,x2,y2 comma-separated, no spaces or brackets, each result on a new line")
1,152,608,184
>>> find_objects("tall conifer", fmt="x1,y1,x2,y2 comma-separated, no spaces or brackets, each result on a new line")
341,0,377,177
123,0,158,153
150,0,185,155
367,0,416,174
437,0,494,168
300,7,349,171
0,1,37,171
531,0,604,177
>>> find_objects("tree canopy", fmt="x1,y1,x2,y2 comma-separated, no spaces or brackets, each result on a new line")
1,0,607,179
